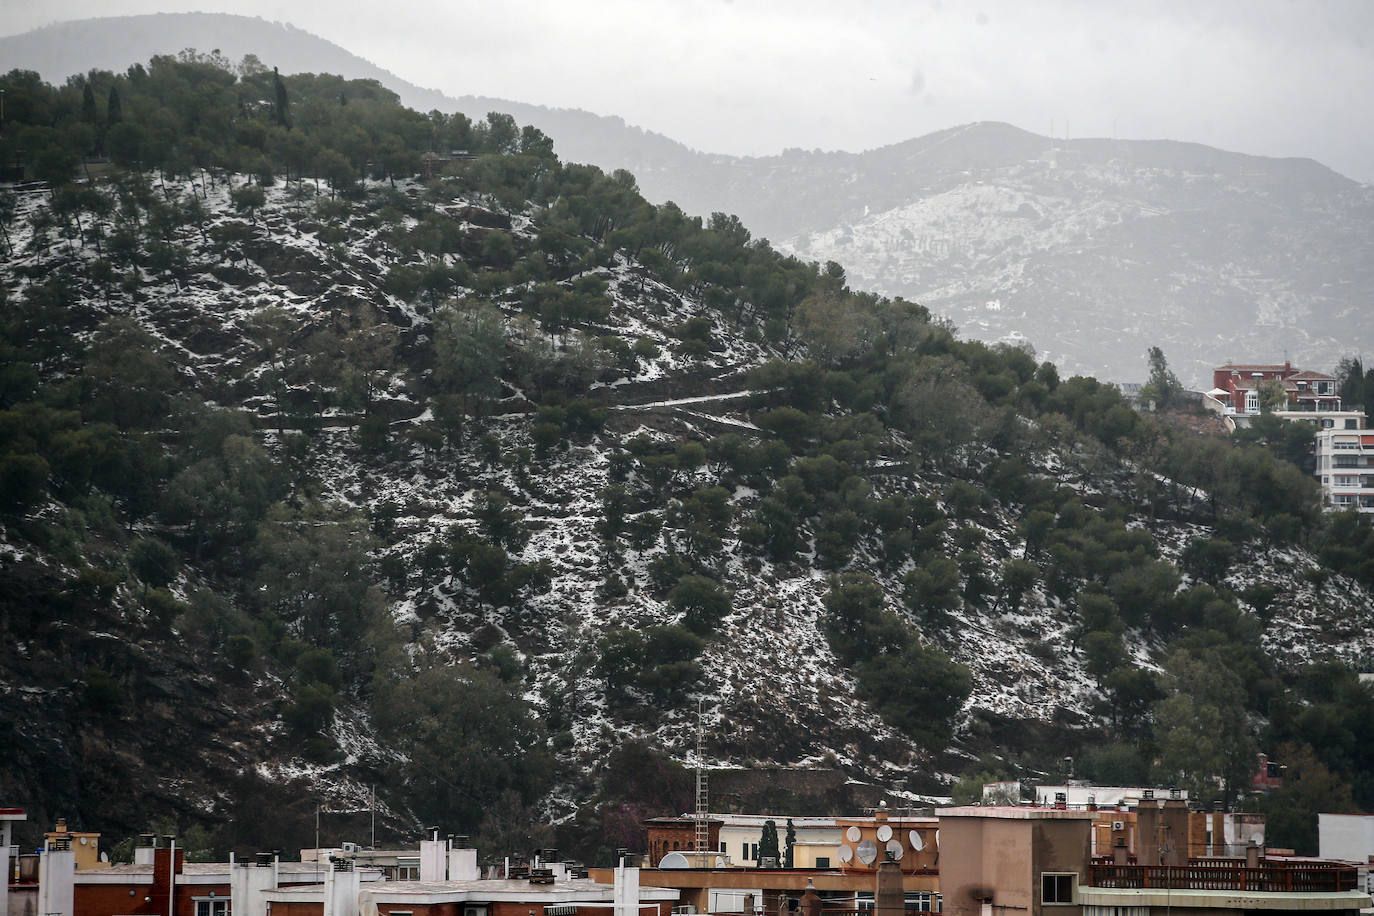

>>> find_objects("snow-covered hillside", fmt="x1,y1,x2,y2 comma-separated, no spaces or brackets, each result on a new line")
4,171,1373,833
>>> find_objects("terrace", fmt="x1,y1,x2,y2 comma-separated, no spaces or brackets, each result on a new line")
1088,861,1359,893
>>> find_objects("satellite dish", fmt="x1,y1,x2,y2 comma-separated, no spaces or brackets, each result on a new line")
876,825,893,842
838,845,854,864
934,829,940,850
885,840,904,861
909,831,925,852
659,852,690,869
1250,832,1264,846
846,826,862,842
857,840,878,865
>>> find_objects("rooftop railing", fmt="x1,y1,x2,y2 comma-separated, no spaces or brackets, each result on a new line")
1088,862,1359,893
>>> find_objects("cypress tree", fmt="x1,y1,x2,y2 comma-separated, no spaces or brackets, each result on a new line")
81,81,98,124
757,819,780,867
106,85,122,125
273,66,291,128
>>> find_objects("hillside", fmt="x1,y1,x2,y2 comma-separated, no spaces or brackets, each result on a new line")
7,15,1373,384
3,56,1374,860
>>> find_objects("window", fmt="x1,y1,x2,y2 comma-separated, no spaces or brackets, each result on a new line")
195,901,229,916
720,841,727,854
1347,420,1360,429
1042,873,1076,905
815,857,831,868
396,865,419,881
742,842,749,860
752,843,760,861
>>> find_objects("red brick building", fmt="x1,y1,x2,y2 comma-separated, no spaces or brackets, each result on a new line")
71,848,382,916
1212,361,1341,415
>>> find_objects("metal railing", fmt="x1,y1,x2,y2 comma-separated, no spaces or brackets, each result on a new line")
1088,863,1359,893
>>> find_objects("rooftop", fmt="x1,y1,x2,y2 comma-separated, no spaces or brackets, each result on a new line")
938,806,1097,820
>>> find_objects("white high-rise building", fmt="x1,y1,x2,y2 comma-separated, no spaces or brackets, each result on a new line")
1315,425,1374,513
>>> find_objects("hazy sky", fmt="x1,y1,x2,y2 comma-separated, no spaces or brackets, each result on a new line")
6,0,1374,181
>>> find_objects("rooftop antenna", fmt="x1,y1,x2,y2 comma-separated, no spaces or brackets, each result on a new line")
694,698,708,856
370,785,376,849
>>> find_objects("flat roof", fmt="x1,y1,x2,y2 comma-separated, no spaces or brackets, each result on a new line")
330,879,680,905
1081,888,1371,911
79,863,385,884
938,806,1097,820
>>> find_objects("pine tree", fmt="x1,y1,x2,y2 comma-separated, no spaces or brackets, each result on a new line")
783,819,796,868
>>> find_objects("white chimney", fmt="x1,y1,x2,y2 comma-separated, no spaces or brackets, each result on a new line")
612,864,640,916
39,839,76,916
447,847,478,882
418,832,446,882
231,855,279,916
549,862,567,882
134,835,157,866
323,860,361,916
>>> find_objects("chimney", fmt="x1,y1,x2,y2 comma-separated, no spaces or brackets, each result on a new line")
801,880,821,916
1112,838,1128,866
875,859,903,916
419,828,446,882
447,845,479,882
232,854,279,916
39,835,76,916
135,834,158,866
324,858,360,916
1246,841,1261,869
612,862,640,916
152,837,185,916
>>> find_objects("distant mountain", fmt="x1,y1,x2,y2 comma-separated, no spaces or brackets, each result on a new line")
5,13,1372,384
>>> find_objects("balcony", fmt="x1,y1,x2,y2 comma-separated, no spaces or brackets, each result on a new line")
1088,862,1359,893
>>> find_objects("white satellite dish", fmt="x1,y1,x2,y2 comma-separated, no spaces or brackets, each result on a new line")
838,845,854,864
659,852,690,869
934,829,940,850
885,840,904,861
857,840,879,865
876,824,893,842
909,831,925,852
1250,832,1264,846
846,826,862,842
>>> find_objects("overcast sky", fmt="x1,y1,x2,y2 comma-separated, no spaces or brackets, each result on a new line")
6,0,1374,181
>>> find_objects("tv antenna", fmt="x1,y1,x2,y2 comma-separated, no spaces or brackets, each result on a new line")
694,699,709,855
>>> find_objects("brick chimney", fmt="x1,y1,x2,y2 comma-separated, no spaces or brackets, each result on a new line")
151,839,185,916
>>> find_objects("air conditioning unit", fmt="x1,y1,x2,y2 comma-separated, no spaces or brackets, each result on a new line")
1112,821,1125,832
